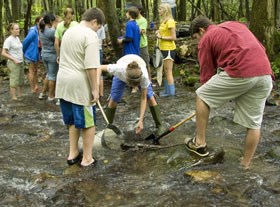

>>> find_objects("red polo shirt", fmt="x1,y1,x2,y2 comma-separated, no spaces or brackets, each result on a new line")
198,21,273,84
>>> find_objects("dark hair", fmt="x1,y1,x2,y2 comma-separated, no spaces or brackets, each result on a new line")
64,7,75,28
40,13,56,32
34,16,42,25
81,8,105,25
127,6,139,19
190,15,213,36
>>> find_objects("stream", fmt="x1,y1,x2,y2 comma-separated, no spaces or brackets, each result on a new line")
0,78,280,207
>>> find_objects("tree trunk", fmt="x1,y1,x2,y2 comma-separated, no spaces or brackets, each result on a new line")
4,0,13,23
0,0,3,45
24,0,32,36
99,0,123,58
153,0,160,22
250,0,277,59
245,0,250,21
238,0,244,19
11,0,21,21
178,0,187,21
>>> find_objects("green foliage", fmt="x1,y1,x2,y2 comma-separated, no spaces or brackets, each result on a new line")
271,55,280,79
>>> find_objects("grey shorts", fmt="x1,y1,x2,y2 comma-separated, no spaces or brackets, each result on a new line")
140,46,150,67
196,71,273,129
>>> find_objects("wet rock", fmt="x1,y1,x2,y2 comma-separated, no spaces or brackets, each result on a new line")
184,170,223,183
268,146,280,159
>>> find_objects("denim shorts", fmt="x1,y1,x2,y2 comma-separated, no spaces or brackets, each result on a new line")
42,56,58,81
60,99,96,128
110,76,154,103
196,71,273,129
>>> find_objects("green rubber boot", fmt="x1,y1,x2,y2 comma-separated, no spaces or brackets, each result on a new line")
105,107,116,124
149,105,166,137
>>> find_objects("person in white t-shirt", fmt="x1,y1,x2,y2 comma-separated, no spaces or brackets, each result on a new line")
99,54,166,135
96,26,106,97
2,23,24,100
55,8,105,168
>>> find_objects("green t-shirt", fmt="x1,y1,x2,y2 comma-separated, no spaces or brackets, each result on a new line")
55,21,79,40
136,16,148,48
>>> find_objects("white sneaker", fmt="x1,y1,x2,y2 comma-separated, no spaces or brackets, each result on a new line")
56,99,60,105
47,97,55,102
38,93,46,100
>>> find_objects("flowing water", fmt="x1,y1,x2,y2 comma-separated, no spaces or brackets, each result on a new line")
0,79,280,207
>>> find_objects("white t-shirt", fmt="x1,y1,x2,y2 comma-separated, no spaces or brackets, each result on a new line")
3,35,23,62
96,26,106,50
107,54,150,88
55,25,100,106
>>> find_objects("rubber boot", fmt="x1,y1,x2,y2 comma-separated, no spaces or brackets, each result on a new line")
159,80,169,97
149,105,166,137
104,107,116,124
168,84,175,96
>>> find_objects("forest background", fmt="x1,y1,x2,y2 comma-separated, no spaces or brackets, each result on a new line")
1,0,280,83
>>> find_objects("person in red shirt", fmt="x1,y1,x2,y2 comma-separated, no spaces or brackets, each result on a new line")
185,16,274,169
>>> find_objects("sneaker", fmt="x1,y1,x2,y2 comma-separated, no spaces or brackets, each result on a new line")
131,87,138,93
47,97,55,102
38,93,46,100
185,137,209,157
56,99,60,106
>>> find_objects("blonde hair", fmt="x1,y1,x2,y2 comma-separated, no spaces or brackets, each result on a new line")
7,23,18,32
159,3,173,23
126,61,143,87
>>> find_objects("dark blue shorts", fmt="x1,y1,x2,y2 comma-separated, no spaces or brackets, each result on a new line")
60,99,96,128
110,76,154,103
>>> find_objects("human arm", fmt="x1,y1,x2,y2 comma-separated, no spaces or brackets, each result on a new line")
135,88,148,134
54,37,60,63
86,68,99,103
1,48,20,64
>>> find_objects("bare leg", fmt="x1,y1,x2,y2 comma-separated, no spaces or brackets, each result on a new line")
48,80,56,99
108,98,118,108
10,87,17,100
147,96,157,106
68,125,80,160
28,62,38,93
240,128,260,168
41,77,48,95
18,86,23,97
163,59,174,85
195,96,210,146
80,126,95,166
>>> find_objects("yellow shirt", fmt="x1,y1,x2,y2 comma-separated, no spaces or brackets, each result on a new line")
159,18,176,50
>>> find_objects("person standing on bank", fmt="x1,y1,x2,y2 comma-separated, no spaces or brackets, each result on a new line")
2,23,24,101
22,16,41,94
100,54,166,136
55,8,105,167
54,6,78,64
118,6,141,94
156,3,176,97
39,13,59,102
185,16,274,169
135,4,151,80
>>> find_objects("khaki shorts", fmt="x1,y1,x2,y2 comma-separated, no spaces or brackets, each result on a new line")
196,71,273,129
7,61,24,87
